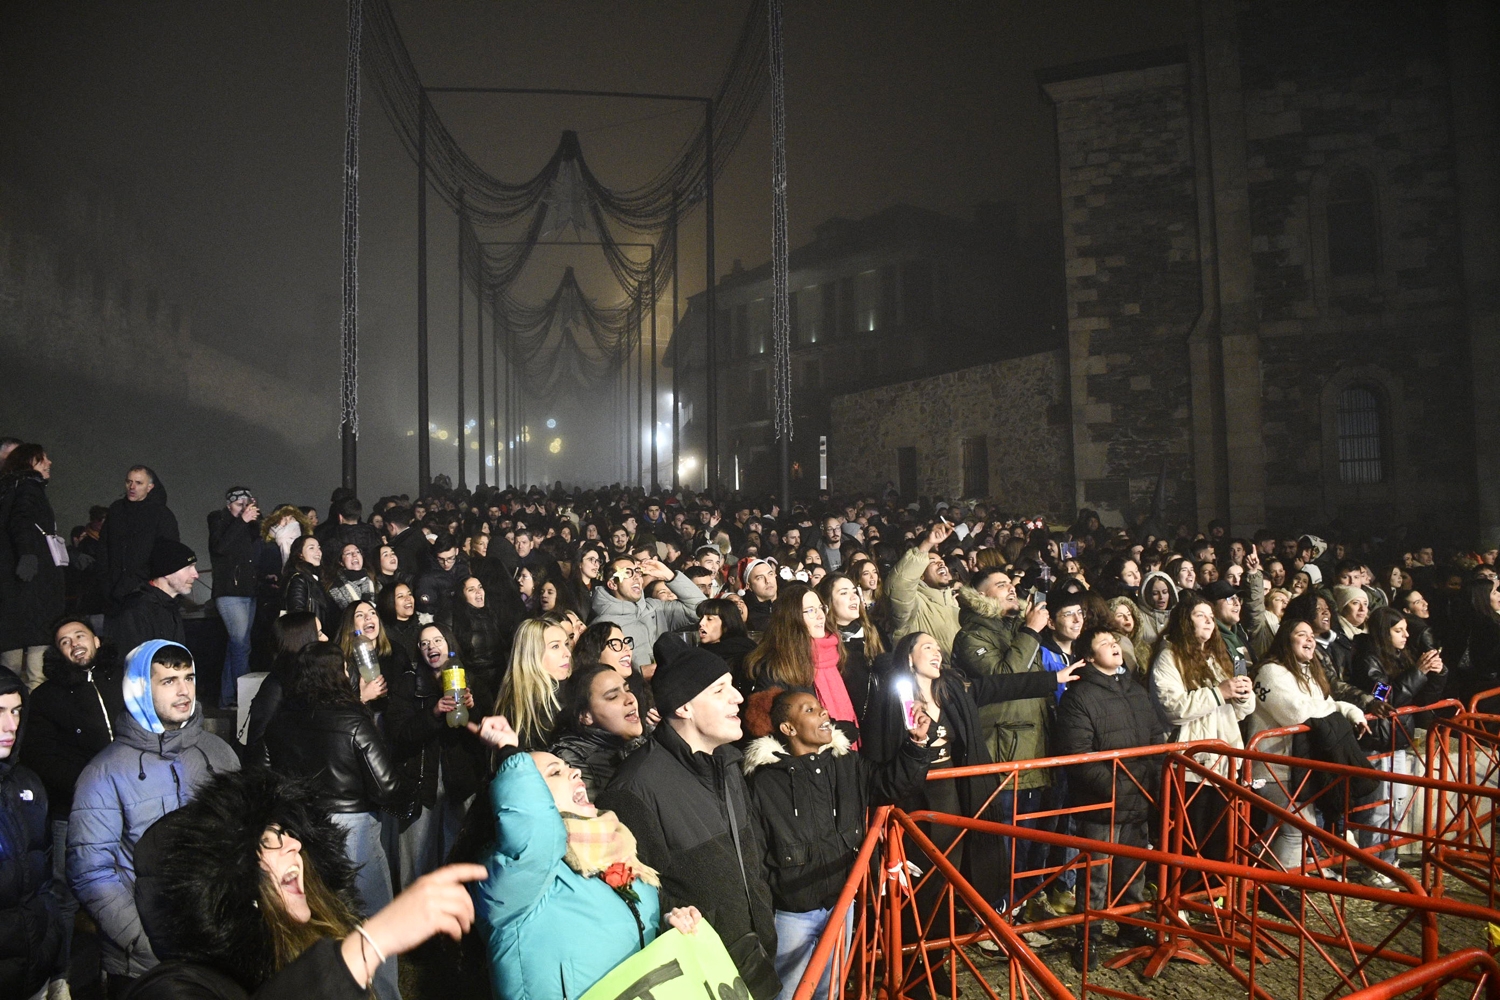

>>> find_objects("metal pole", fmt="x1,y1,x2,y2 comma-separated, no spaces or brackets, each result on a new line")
476,279,485,488
636,293,644,489
456,190,467,490
704,101,718,499
650,246,658,493
670,191,680,494
416,89,430,493
491,291,500,485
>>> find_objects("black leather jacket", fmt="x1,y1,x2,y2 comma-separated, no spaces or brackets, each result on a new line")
262,701,406,813
282,566,334,626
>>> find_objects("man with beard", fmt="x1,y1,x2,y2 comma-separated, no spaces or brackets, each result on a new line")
25,617,126,991
68,640,239,996
887,522,961,650
97,467,180,611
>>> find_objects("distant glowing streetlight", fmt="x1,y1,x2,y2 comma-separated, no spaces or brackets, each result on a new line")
546,418,557,429
436,429,450,441
548,437,562,454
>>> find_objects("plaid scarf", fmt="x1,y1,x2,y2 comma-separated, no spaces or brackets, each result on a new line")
561,810,660,888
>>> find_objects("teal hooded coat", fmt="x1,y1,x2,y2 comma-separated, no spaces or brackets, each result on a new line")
474,750,661,1000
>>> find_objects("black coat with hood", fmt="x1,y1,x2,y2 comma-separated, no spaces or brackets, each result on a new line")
743,726,932,913
25,643,126,820
0,672,68,999
125,769,367,1000
0,470,66,650
99,469,180,610
1051,664,1164,823
596,722,781,1000
107,585,187,660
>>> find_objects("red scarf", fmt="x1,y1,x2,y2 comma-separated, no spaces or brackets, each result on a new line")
812,632,858,725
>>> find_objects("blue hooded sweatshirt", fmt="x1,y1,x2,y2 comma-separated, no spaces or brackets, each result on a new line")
66,640,239,977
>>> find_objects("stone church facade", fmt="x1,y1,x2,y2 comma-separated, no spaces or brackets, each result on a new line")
1041,0,1500,544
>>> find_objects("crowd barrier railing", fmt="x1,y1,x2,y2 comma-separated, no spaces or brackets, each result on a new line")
792,700,1500,1000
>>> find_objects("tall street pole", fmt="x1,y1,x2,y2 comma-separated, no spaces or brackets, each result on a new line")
704,101,718,499
670,191,680,494
650,245,658,493
456,190,466,489
476,278,486,488
416,90,431,494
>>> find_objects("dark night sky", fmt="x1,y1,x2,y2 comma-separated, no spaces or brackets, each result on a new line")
0,1,1193,530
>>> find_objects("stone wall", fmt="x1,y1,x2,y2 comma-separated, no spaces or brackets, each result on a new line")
1042,64,1203,527
1237,0,1475,531
828,349,1073,514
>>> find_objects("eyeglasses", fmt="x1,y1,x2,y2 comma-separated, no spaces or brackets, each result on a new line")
604,636,635,651
612,567,642,581
1054,609,1085,621
803,605,829,618
259,825,294,851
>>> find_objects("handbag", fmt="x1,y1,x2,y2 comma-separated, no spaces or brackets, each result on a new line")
39,524,69,567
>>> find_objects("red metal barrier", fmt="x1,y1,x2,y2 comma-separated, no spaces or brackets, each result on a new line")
792,705,1500,1000
1338,948,1500,1000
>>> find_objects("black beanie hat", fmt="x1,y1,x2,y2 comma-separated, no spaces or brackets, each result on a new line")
149,538,198,580
651,641,733,719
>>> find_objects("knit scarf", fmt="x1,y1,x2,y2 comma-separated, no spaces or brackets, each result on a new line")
561,810,660,888
812,632,858,725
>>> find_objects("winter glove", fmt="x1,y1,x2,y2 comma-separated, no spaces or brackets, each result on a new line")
15,554,38,582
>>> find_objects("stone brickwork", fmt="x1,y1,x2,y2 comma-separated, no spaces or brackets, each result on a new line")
1042,64,1202,526
1035,0,1489,540
1237,0,1475,529
828,349,1073,514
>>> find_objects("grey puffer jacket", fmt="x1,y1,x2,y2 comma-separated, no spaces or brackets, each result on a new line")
589,570,705,663
67,706,240,976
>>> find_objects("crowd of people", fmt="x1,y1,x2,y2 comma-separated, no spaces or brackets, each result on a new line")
2,431,1498,998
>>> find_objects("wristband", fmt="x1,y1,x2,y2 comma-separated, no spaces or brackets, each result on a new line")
356,925,388,967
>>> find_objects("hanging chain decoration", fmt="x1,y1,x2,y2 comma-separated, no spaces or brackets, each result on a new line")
339,0,363,439
768,0,792,443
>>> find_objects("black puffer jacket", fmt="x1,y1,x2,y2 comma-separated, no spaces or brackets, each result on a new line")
128,768,363,999
1051,665,1165,823
0,685,66,999
743,728,931,913
597,723,781,1000
549,726,641,800
383,612,423,667
206,508,260,600
98,470,180,610
25,644,126,819
383,655,486,815
262,701,407,813
451,600,511,686
0,471,65,650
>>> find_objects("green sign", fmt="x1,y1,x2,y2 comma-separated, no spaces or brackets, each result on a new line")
580,922,750,1000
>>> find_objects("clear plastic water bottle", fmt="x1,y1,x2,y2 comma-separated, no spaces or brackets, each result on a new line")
350,632,381,683
442,666,469,729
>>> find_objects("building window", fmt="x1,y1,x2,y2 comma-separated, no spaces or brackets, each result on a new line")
962,436,990,497
732,304,748,357
1336,385,1384,484
795,285,823,346
1326,169,1379,279
748,298,770,355
854,270,879,332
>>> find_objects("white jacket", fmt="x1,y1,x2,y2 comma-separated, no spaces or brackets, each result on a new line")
1248,660,1366,778
1150,646,1256,781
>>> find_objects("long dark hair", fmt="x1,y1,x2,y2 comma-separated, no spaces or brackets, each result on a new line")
1157,592,1233,691
0,442,45,477
574,620,627,672
743,581,844,689
1253,614,1331,698
284,535,321,580
1365,606,1416,680
559,662,620,734
1466,578,1500,626
270,612,321,682
286,641,358,708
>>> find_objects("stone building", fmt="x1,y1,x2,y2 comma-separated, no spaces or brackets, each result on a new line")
1041,0,1500,543
828,350,1073,513
667,203,1040,498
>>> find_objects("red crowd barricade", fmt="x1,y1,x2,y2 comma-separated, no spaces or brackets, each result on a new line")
791,696,1500,1000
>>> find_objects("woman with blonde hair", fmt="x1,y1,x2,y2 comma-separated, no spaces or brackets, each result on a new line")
494,618,574,749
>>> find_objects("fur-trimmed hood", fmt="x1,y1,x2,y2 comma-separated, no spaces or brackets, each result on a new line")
956,585,1009,620
133,768,359,992
742,727,852,776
